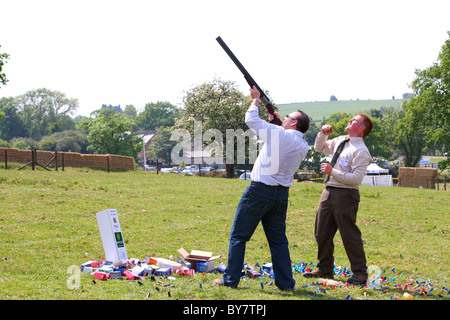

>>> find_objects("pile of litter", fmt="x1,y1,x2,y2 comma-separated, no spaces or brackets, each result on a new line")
293,260,449,300
79,256,448,300
88,210,447,300
80,256,273,282
81,256,188,281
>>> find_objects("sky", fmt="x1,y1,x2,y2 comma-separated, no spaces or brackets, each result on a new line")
1,0,449,117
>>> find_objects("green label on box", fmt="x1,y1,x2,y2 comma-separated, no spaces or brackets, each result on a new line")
115,232,124,248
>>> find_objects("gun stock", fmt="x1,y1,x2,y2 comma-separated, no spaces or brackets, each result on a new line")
216,36,282,126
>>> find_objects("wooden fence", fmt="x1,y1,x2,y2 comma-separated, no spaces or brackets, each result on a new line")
0,148,135,171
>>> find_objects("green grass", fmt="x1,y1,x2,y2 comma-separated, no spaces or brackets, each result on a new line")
0,167,448,301
278,99,404,121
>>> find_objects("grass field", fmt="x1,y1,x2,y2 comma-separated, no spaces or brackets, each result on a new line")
0,167,448,302
278,99,404,121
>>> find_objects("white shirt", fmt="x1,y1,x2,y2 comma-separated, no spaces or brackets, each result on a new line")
314,132,372,189
245,105,309,187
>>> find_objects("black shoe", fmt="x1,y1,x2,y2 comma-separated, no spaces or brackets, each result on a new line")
346,274,368,285
302,270,334,279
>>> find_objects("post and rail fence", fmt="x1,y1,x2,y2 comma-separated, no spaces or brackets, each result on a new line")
0,147,134,172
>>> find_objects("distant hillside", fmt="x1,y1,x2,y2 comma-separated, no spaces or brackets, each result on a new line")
278,99,404,122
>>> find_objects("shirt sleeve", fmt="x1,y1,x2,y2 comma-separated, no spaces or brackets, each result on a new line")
314,132,338,155
245,104,279,141
330,149,371,186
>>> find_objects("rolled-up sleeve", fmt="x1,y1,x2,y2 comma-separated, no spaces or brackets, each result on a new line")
314,132,337,156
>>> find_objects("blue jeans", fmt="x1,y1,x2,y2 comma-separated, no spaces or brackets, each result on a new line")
222,182,295,290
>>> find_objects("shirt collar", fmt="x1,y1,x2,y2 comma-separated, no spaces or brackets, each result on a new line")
286,129,304,138
349,136,363,142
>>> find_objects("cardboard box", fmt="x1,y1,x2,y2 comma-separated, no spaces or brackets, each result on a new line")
82,266,97,274
154,267,171,277
110,271,122,279
94,271,111,280
96,209,128,263
131,265,146,277
176,268,195,276
246,269,261,279
99,265,114,273
216,263,226,273
81,261,94,271
177,248,220,272
262,263,273,273
143,266,155,276
112,259,127,268
91,260,105,268
143,257,182,273
123,270,135,280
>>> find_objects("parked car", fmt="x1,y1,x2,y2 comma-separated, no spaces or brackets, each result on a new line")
181,169,193,175
239,172,252,180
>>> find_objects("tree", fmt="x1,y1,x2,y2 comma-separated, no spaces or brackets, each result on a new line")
12,140,30,150
124,105,137,119
175,78,267,178
0,45,8,120
150,126,177,165
379,107,403,159
0,45,9,88
321,112,352,128
0,97,26,140
402,93,413,99
399,32,450,169
300,148,324,173
102,104,122,113
135,101,180,131
396,108,426,167
15,88,78,140
10,137,38,150
78,108,142,160
39,130,88,153
303,122,320,146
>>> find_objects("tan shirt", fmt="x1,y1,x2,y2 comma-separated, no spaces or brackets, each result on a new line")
314,132,372,189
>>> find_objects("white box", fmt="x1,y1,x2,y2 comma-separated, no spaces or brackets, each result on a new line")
96,209,128,262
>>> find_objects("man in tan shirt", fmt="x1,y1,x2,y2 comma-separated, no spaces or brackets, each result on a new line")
303,114,373,285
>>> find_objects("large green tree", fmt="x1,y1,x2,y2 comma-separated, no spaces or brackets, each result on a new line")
0,46,8,121
0,45,9,90
174,78,267,177
39,130,89,153
135,101,180,131
395,109,426,167
0,97,26,140
399,32,450,169
14,88,78,140
78,108,142,160
378,107,403,160
150,126,176,165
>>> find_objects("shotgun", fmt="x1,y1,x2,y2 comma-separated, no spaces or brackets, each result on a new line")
216,36,282,126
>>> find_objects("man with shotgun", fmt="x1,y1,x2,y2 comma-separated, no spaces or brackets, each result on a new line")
214,37,310,290
214,86,310,290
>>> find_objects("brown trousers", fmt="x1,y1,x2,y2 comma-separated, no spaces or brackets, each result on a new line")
314,186,367,275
